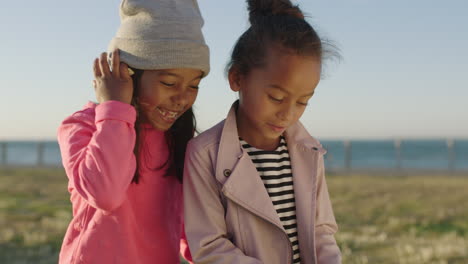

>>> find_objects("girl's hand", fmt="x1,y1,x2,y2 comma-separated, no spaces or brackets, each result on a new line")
93,49,133,104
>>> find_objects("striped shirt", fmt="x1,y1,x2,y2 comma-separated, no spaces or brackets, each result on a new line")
240,136,301,264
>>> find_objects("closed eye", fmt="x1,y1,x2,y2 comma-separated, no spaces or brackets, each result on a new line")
268,95,283,103
160,81,175,87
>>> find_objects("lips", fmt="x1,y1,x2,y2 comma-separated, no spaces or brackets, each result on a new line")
268,123,286,133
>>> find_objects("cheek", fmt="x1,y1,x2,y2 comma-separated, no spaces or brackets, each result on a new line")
187,91,198,106
139,88,164,105
294,107,306,120
139,104,153,116
242,90,266,111
243,98,262,117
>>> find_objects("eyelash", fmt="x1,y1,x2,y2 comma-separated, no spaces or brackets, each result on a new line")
161,81,174,87
269,95,308,106
161,82,199,90
268,95,283,103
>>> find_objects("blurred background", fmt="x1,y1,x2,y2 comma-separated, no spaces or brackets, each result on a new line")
0,0,467,263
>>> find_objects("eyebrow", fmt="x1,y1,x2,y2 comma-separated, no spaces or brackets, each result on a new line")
159,71,203,81
269,84,314,97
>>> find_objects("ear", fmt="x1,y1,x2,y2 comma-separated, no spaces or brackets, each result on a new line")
228,67,242,92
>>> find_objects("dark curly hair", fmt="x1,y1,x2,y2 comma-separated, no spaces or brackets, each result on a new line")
227,0,339,76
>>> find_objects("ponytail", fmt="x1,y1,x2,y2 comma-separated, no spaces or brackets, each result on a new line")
227,0,339,77
247,0,304,24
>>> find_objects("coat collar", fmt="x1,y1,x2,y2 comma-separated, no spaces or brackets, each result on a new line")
215,101,325,181
215,101,325,225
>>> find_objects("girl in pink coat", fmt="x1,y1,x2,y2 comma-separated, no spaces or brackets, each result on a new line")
183,0,341,263
57,0,209,263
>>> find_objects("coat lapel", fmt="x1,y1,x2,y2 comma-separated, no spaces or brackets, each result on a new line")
215,102,284,230
222,152,284,230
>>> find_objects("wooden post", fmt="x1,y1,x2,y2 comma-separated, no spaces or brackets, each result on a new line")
447,139,455,172
344,140,352,172
394,139,402,170
37,142,44,167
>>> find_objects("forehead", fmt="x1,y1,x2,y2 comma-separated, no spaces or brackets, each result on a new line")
144,69,203,80
257,48,321,95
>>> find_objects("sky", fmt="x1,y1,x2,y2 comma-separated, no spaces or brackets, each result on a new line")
0,0,467,140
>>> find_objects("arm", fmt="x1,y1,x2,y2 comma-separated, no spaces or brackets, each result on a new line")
315,155,342,263
58,50,137,212
183,142,262,264
58,100,137,212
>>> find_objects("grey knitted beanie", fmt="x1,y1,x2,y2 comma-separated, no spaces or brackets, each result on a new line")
108,0,210,76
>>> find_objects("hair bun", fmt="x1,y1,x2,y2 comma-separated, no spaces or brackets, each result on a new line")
247,0,304,24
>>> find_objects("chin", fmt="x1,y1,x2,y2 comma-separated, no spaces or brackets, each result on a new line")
149,120,172,131
260,130,280,140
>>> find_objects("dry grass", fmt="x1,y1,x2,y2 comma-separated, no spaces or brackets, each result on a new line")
0,168,467,263
328,173,468,264
0,167,71,264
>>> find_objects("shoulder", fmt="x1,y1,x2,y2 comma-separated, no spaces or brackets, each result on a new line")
188,119,225,154
288,121,325,151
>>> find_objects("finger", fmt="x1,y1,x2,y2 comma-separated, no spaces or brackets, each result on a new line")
112,49,120,77
120,62,131,80
99,52,111,77
93,58,102,78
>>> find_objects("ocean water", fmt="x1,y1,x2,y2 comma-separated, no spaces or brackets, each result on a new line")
321,139,468,171
1,140,467,171
0,141,62,166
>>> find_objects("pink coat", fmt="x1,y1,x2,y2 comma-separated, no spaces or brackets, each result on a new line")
183,102,341,264
57,101,192,264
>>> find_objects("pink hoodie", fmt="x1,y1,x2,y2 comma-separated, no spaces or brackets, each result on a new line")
57,101,192,264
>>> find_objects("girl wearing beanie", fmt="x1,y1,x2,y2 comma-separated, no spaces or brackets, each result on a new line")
183,0,341,263
57,0,209,263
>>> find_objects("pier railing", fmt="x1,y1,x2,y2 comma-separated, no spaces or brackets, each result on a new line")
0,140,466,173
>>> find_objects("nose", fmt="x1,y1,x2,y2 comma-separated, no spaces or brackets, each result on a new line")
172,85,197,109
277,103,295,122
172,91,189,108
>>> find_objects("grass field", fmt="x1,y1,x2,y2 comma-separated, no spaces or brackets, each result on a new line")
0,168,467,263
328,172,468,264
